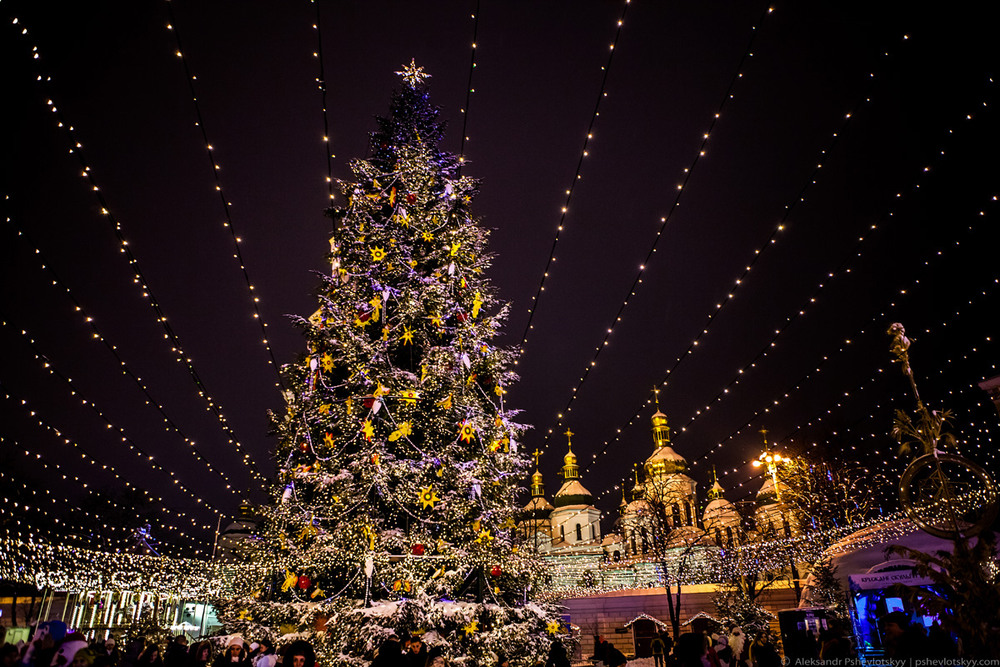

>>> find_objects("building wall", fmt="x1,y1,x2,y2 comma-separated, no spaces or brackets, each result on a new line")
561,585,798,660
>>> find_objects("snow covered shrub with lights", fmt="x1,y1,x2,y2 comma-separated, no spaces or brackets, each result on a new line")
213,64,567,666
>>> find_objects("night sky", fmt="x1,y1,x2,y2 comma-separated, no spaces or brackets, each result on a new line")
2,1,997,555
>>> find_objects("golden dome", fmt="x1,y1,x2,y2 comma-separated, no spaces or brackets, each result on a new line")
651,410,669,429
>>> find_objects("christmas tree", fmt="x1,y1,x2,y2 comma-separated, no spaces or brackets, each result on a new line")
214,62,565,666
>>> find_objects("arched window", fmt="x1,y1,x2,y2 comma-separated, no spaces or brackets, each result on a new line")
782,517,792,538
671,503,682,528
630,534,637,555
684,503,692,526
640,527,649,554
725,526,734,546
590,524,595,540
714,528,723,547
613,550,621,562
575,523,582,542
560,525,565,541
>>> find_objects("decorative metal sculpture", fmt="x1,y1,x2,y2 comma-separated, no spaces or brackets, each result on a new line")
889,323,998,539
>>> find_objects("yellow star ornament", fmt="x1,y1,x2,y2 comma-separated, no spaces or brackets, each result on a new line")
463,620,478,636
362,420,375,441
458,421,476,443
388,421,412,442
547,620,562,635
418,485,440,509
370,246,386,262
321,353,334,372
281,570,299,592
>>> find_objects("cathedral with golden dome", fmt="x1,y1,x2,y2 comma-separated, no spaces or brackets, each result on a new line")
518,400,799,578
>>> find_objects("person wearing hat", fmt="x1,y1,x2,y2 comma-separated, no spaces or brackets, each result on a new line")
251,640,274,667
211,639,248,667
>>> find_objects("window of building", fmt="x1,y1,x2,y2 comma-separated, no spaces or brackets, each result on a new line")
575,523,582,541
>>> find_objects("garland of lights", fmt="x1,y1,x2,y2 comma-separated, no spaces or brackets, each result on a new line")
1,319,230,520
0,227,251,504
534,3,776,460
8,15,272,490
162,2,285,392
568,28,917,475
517,0,630,353
1,390,215,543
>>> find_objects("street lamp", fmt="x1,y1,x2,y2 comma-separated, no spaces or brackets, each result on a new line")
750,429,785,501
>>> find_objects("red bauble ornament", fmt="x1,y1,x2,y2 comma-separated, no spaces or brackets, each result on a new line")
299,441,309,452
411,543,425,556
490,566,501,577
406,193,417,204
456,312,468,323
363,395,376,409
297,575,311,589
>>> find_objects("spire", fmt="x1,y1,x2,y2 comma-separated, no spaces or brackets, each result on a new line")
650,387,671,449
530,448,545,498
707,466,724,500
561,429,579,480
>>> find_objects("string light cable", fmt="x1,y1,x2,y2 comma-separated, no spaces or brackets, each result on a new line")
162,1,285,391
457,0,481,172
681,171,996,472
0,213,260,499
579,69,994,476
8,16,273,484
309,0,336,203
532,4,777,461
0,389,216,547
1,436,184,554
0,316,250,506
516,0,631,351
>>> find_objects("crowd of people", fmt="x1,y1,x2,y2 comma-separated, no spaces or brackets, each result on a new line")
1,621,315,667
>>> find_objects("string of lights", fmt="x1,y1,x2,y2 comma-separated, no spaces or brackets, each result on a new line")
0,470,128,551
0,471,112,551
457,0,481,172
0,371,226,525
578,84,994,476
0,536,262,597
0,389,216,545
710,271,999,488
532,4,776,460
675,106,993,438
689,205,996,473
8,15,273,486
310,0,335,204
800,325,999,468
2,437,185,556
516,0,630,351
0,313,250,504
162,1,285,392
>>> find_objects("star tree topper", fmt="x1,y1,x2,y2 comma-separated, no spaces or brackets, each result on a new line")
396,59,431,86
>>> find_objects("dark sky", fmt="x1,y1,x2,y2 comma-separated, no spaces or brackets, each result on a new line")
2,1,998,554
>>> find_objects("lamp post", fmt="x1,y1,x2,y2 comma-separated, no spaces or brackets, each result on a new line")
750,429,785,501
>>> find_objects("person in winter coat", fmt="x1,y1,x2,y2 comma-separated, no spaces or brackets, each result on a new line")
251,641,275,667
671,633,707,667
371,638,402,667
186,643,212,667
163,638,188,667
424,646,445,667
544,642,570,667
602,644,627,667
211,639,248,667
281,642,314,667
404,637,426,667
135,647,162,667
